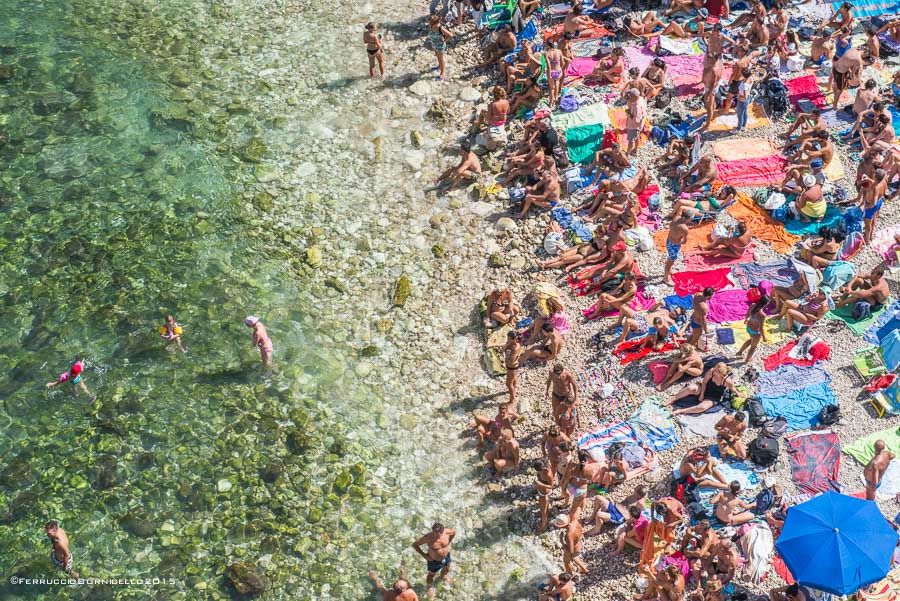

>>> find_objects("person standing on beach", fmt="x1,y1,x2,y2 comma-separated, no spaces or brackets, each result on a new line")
364,23,385,78
426,15,453,81
686,287,714,349
45,521,79,577
545,363,578,412
502,331,523,413
46,360,93,399
411,523,455,598
368,568,419,600
664,210,692,286
245,316,273,367
865,440,895,500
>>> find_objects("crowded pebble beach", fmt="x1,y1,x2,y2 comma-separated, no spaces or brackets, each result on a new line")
365,0,900,599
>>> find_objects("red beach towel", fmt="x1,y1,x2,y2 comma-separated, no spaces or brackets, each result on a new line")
784,74,827,109
672,267,732,296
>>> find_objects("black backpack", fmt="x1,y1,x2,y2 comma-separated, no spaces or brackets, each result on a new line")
819,404,841,426
746,397,768,428
766,78,789,117
749,436,779,468
761,415,788,439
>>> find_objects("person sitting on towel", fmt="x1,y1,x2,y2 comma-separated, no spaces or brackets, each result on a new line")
584,272,637,319
711,481,756,526
570,241,634,288
843,101,892,145
641,58,668,99
681,519,719,588
715,412,747,460
587,143,632,184
436,143,482,190
660,9,708,39
820,1,854,34
665,362,737,417
522,322,564,363
680,156,718,193
625,12,667,37
781,109,824,152
785,130,833,169
798,226,844,269
660,136,695,179
835,264,889,309
562,3,593,36
790,174,826,223
780,286,831,331
668,185,736,221
656,343,703,392
861,114,896,155
483,289,519,328
589,47,625,85
673,446,730,490
781,158,826,194
517,157,560,218
700,221,751,258
771,583,813,601
476,25,517,69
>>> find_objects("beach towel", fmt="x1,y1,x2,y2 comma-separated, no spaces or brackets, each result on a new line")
823,300,891,336
819,108,855,129
569,36,607,58
712,138,780,162
784,74,827,109
727,190,801,253
842,0,900,19
757,381,836,431
821,260,856,291
551,101,611,131
879,31,900,52
608,107,649,150
858,458,900,500
773,555,796,584
785,430,841,495
664,294,693,312
890,106,900,137
731,259,799,289
707,288,751,324
630,397,679,451
692,103,770,132
870,224,900,267
823,157,846,182
577,420,660,479
543,21,612,42
846,426,900,465
741,522,775,585
757,364,831,395
614,336,679,366
653,222,715,255
677,409,726,439
623,48,711,96
577,355,635,419
683,242,756,270
716,318,787,347
672,267,733,296
656,35,705,56
783,204,843,236
565,57,599,78
711,449,761,492
865,300,900,345
717,155,787,187
565,123,605,164
762,340,831,371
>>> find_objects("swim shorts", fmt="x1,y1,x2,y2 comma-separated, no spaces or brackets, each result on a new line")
666,240,682,261
427,553,451,574
864,198,884,220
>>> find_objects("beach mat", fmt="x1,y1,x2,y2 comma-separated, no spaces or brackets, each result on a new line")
785,430,841,495
727,190,801,253
713,138,780,162
845,426,900,465
672,267,733,296
784,73,827,109
762,339,831,371
677,409,725,439
691,103,770,132
565,123,605,164
758,380,836,431
653,222,715,255
551,101,610,131
683,242,756,270
731,259,799,289
717,155,787,187
823,300,892,336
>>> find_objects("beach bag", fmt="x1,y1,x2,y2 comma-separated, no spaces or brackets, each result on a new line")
754,487,775,514
765,78,789,116
655,88,673,109
853,301,873,320
746,397,768,427
761,415,788,439
764,192,786,210
818,404,841,426
786,55,805,72
544,231,565,255
710,223,730,241
749,436,779,468
559,93,580,112
650,125,669,146
484,125,508,151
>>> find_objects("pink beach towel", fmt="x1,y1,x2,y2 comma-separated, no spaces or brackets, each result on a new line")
683,242,757,270
707,288,751,323
784,74,826,109
648,360,669,384
566,57,599,78
712,138,780,162
672,267,733,296
717,155,787,187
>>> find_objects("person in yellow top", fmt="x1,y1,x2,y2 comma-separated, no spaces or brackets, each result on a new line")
160,314,186,353
793,174,826,222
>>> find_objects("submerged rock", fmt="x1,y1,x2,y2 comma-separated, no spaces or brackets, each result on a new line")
391,274,411,308
119,508,156,538
304,246,322,268
226,561,269,597
240,137,267,163
0,65,13,81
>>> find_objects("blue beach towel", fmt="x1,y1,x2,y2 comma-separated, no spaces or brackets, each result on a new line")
664,294,693,312
784,205,843,236
758,381,837,431
630,398,679,452
757,364,831,396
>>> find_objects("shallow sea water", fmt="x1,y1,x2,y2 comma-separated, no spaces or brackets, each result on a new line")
0,0,549,599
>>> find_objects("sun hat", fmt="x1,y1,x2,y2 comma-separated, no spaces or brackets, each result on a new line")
552,513,570,528
802,174,816,187
244,316,259,326
698,7,709,17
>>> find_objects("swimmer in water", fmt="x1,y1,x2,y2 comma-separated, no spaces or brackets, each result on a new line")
160,314,187,353
46,360,94,399
245,316,273,367
45,521,79,578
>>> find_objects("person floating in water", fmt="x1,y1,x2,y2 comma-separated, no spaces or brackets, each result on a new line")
245,316,273,367
45,521,79,578
46,360,93,399
160,314,187,353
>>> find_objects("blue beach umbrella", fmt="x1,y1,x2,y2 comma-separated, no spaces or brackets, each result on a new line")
775,491,898,596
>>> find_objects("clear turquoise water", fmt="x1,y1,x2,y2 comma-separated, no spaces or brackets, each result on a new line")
0,1,547,599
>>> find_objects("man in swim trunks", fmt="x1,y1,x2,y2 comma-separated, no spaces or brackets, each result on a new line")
473,401,517,449
681,156,718,194
821,2,853,33
712,538,742,585
411,523,455,598
556,512,589,575
731,0,764,29
588,143,631,183
523,322,564,363
831,45,862,111
585,484,647,536
546,362,578,412
46,360,94,399
703,221,752,257
681,519,718,589
720,46,759,119
864,439,895,501
664,210,693,286
478,25,518,68
363,23,385,78
45,521,79,577
715,412,747,460
860,168,888,243
560,449,599,518
368,568,419,600
245,316,274,367
712,481,756,527
781,109,824,151
836,264,890,308
686,287,715,348
436,143,482,191
861,114,896,155
701,51,723,128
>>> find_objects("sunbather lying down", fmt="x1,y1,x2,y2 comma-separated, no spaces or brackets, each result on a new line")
667,185,735,221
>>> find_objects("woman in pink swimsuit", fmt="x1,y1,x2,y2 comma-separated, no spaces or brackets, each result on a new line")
544,41,564,107
245,316,274,367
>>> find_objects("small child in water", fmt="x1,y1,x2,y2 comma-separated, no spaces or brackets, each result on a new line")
46,360,94,399
245,316,274,367
160,314,187,353
364,23,385,78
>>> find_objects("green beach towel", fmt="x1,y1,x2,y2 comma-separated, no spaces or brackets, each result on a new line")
845,426,900,464
565,123,605,164
551,102,611,131
823,299,892,336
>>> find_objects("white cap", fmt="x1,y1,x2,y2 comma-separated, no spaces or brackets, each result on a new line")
802,174,816,188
